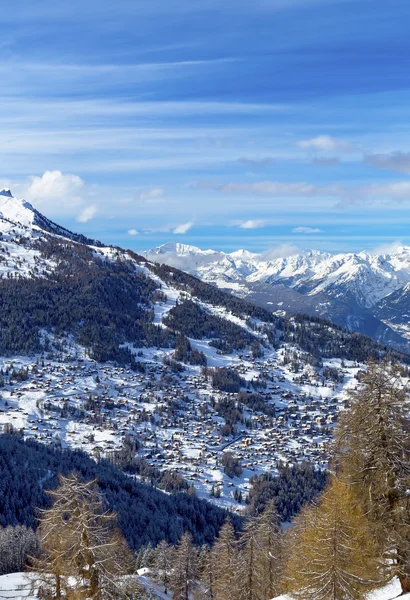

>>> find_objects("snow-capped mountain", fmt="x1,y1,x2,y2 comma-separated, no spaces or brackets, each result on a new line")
0,188,102,246
144,242,410,348
0,188,407,355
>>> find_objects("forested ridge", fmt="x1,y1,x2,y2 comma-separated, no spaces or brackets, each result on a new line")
0,234,407,370
147,258,410,364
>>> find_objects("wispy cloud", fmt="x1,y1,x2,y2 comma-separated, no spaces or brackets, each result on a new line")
236,157,276,167
77,205,97,223
368,241,404,255
364,152,410,175
173,221,194,234
297,135,354,153
128,228,139,236
292,226,322,234
238,219,266,229
200,180,339,196
139,187,165,202
261,244,301,260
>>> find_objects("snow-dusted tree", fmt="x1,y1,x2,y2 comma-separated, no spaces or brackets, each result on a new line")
152,540,174,595
0,525,39,575
33,473,139,600
284,476,383,600
170,532,198,600
335,359,410,592
211,519,239,600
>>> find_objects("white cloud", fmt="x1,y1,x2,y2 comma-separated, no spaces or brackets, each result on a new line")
173,221,194,234
261,244,301,260
220,181,325,195
128,228,139,236
239,219,266,229
297,135,354,153
292,226,322,234
369,241,404,255
77,205,97,223
26,170,84,202
339,181,410,206
139,187,164,202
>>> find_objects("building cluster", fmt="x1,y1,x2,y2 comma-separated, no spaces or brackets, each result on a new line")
0,348,358,510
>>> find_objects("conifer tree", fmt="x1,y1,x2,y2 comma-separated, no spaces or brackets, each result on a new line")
284,477,383,600
335,359,410,592
170,532,198,600
211,519,239,600
152,540,174,595
197,545,215,600
33,473,138,600
255,501,283,599
236,516,261,600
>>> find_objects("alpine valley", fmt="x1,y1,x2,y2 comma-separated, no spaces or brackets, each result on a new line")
0,189,410,598
0,187,408,542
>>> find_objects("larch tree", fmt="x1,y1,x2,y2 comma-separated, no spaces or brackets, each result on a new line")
254,501,283,599
237,502,283,600
284,476,384,600
170,532,198,600
211,519,239,600
152,540,174,595
33,473,138,600
237,516,262,600
335,359,410,592
198,545,215,600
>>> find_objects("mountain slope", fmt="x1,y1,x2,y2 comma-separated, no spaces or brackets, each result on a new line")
144,243,410,349
0,189,407,366
0,188,103,246
0,190,409,520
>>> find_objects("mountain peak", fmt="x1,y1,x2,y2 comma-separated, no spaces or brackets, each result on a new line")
0,190,36,227
149,242,217,256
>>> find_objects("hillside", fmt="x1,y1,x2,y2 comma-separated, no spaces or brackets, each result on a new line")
0,434,238,549
0,189,408,516
143,242,410,350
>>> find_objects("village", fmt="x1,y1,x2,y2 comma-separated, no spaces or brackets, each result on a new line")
0,343,360,511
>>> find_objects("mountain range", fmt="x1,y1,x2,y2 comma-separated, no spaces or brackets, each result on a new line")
0,187,405,366
143,242,410,351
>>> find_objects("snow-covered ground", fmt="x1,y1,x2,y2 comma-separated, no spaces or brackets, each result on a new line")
0,572,407,600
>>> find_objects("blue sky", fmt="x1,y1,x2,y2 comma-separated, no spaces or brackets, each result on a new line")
2,0,410,253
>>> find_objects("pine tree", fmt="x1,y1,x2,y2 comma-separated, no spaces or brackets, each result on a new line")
211,519,239,600
335,359,410,592
284,477,384,600
170,532,198,600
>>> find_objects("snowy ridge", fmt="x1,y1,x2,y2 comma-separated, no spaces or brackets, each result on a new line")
0,189,103,247
144,242,410,309
0,188,37,227
144,243,410,346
